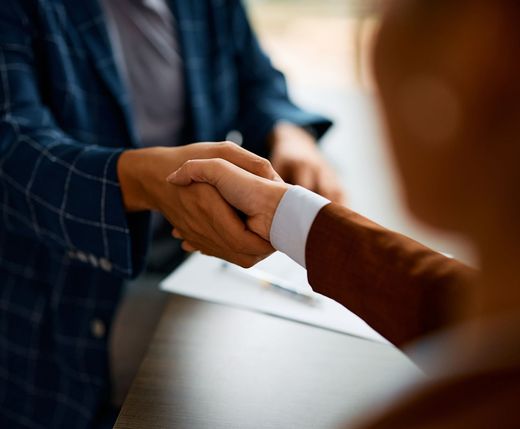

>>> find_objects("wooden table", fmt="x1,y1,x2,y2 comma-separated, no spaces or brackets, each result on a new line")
114,295,420,429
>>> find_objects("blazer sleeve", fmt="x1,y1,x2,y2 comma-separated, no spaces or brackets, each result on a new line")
229,0,332,158
0,1,149,279
306,204,478,347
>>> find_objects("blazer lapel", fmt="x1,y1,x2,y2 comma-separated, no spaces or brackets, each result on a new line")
169,0,214,141
61,0,137,145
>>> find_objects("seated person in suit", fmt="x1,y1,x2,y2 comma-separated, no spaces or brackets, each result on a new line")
0,0,344,427
168,0,520,427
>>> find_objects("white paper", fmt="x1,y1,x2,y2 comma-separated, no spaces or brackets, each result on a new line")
160,252,388,344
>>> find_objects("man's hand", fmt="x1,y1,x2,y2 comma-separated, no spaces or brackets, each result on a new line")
269,122,346,204
167,159,290,244
117,142,280,267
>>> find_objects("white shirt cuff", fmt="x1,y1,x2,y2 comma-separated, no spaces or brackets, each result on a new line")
270,185,330,268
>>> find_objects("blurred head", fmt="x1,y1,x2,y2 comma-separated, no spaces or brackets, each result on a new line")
373,0,520,245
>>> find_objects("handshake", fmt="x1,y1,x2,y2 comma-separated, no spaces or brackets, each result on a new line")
118,137,343,268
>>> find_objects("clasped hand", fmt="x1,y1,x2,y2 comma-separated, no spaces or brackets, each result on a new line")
166,154,294,266
118,142,287,267
118,140,338,268
167,157,289,249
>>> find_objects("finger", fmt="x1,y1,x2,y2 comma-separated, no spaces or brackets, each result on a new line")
317,180,344,203
195,193,274,257
178,217,273,267
317,172,347,204
215,142,281,181
167,159,279,223
292,164,318,192
179,141,281,181
183,235,270,268
172,228,183,239
181,241,198,253
332,188,348,205
221,252,267,269
172,183,274,256
186,240,270,269
332,190,347,205
167,158,229,186
210,199,274,256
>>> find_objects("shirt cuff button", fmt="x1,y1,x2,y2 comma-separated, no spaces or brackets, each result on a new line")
88,254,99,268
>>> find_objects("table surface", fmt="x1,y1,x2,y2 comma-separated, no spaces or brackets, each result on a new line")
114,295,420,429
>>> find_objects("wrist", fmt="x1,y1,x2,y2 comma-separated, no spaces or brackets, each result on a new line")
117,147,169,212
256,181,290,241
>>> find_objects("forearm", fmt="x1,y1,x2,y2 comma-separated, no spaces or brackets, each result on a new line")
117,147,171,212
306,204,477,347
0,116,150,278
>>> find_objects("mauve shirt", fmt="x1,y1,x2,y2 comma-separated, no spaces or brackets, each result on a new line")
102,0,186,148
100,0,185,407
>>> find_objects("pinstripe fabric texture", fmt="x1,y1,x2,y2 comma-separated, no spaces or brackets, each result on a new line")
0,0,331,427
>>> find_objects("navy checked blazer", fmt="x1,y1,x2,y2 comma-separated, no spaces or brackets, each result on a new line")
0,0,331,427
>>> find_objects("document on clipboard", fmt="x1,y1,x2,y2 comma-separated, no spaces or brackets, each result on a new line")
160,251,388,344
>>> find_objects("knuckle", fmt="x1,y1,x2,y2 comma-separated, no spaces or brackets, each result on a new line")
183,159,196,170
224,140,238,148
216,141,235,154
259,157,272,169
254,157,274,176
213,158,227,168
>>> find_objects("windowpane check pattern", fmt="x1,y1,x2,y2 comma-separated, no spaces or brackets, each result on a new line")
0,0,330,427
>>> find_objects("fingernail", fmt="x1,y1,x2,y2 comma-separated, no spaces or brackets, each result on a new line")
166,171,177,183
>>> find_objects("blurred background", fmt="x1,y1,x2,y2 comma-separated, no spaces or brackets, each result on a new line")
246,0,474,264
245,0,377,91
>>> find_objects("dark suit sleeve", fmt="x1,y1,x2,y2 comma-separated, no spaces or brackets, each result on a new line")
230,0,332,158
0,1,149,279
306,204,477,347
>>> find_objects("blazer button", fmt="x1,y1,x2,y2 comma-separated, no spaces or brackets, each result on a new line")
99,258,113,273
91,319,106,339
76,251,88,263
88,254,99,268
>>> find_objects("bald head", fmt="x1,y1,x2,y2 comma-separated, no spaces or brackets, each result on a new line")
374,0,520,241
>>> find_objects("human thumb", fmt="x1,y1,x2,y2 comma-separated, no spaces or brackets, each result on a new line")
166,159,224,186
